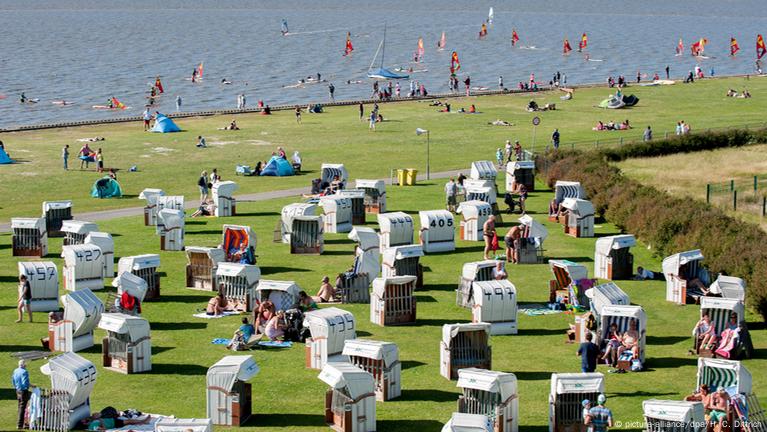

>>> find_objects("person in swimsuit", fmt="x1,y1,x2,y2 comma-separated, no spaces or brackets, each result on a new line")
253,300,275,334
16,275,32,323
315,276,336,303
504,225,523,264
206,290,229,316
295,106,302,124
482,215,496,260
265,311,287,341
618,321,640,359
694,312,717,350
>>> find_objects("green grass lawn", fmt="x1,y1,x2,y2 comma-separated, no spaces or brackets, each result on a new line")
2,76,767,222
1,175,764,431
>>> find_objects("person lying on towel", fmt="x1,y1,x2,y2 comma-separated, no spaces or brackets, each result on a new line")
206,291,230,316
633,266,665,281
191,200,216,217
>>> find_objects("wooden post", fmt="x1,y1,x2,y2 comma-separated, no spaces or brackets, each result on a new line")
730,179,735,192
763,196,766,217
733,190,738,211
706,184,711,204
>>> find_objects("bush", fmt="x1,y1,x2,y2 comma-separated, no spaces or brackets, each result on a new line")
544,150,767,322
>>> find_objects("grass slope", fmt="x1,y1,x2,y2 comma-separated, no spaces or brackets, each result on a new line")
0,177,764,431
1,76,767,222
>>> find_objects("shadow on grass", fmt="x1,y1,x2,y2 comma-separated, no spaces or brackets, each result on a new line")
0,388,18,401
401,360,426,370
321,250,353,256
518,328,566,336
244,413,324,428
0,275,19,283
398,389,458,402
644,356,698,370
1,344,45,353
152,322,207,331
646,335,689,346
187,230,224,235
0,244,10,250
548,256,593,263
185,220,206,225
161,294,209,303
514,371,553,381
457,244,486,253
261,266,312,275
423,283,457,292
356,330,372,337
415,295,437,303
324,238,354,245
414,318,463,327
378,419,445,431
151,346,175,355
149,363,208,376
609,390,677,398
235,211,280,217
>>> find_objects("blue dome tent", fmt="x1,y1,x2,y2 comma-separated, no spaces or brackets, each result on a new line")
260,156,294,176
151,113,181,133
0,147,12,164
91,176,123,198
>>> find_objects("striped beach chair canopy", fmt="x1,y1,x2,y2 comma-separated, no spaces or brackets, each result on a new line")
321,163,348,184
599,305,647,362
554,181,586,204
549,259,589,287
700,297,745,336
697,358,752,395
470,160,498,180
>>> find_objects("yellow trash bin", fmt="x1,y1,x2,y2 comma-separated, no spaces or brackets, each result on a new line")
405,169,418,186
397,169,407,186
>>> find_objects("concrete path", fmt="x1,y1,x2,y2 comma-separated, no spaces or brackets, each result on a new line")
0,169,464,232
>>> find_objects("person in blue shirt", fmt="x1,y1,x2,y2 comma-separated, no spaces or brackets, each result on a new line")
239,317,255,341
577,332,599,373
13,359,31,430
586,394,613,432
228,317,256,351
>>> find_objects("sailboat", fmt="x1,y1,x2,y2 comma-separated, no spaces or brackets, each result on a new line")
437,31,446,50
415,37,425,62
488,7,494,24
368,26,409,80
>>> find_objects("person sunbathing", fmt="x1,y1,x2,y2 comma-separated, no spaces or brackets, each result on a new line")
617,321,640,359
492,261,508,279
265,310,287,341
488,119,512,126
601,322,622,367
206,290,229,316
299,291,317,312
726,89,737,97
191,200,216,217
685,384,712,405
224,119,239,130
694,312,717,350
593,121,605,131
315,276,336,303
253,300,275,334
469,104,477,113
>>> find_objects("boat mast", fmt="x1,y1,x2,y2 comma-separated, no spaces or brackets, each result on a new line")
380,24,387,68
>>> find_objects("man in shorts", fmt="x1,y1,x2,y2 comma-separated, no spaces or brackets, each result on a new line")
143,107,153,131
504,224,523,264
444,178,457,212
708,388,730,430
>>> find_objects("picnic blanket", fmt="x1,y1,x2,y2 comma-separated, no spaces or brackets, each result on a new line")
194,311,239,319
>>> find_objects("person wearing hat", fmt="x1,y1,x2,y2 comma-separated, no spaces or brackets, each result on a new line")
13,359,31,430
586,394,613,432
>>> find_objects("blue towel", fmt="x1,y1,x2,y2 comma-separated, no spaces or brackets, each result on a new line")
258,340,293,348
211,338,231,345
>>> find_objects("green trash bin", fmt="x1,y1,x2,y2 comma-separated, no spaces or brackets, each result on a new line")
405,169,418,186
397,169,407,186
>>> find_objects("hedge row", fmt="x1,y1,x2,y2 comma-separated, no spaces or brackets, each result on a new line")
600,128,767,162
541,150,767,322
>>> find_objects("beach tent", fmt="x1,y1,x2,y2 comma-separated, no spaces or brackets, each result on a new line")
90,176,122,198
151,113,181,133
0,147,12,164
260,155,294,177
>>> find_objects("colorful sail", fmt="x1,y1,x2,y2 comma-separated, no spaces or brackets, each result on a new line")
155,77,164,94
563,38,572,54
758,34,766,59
676,38,684,55
417,37,425,60
691,38,707,56
450,51,461,74
479,23,488,39
730,37,740,56
344,32,354,56
511,29,519,46
438,31,446,50
578,33,588,51
197,62,204,78
111,97,126,110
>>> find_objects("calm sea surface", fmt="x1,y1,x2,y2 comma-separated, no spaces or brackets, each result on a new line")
1,0,765,127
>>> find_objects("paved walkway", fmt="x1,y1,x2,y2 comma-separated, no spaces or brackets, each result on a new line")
0,169,464,232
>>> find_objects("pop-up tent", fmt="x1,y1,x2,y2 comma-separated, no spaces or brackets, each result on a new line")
0,147,12,164
151,113,181,133
260,156,294,176
91,177,122,198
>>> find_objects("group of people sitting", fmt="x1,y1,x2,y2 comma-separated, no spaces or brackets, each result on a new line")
693,311,742,357
592,119,632,131
526,100,555,112
600,321,641,368
726,88,752,98
685,385,731,430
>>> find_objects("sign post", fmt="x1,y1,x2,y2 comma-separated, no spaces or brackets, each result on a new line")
531,116,541,154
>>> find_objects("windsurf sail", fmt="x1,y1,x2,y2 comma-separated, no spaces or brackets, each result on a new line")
367,25,409,80
450,51,461,74
730,37,740,56
111,97,126,110
416,37,425,61
676,38,684,55
757,34,766,59
155,77,164,93
438,31,446,50
479,23,488,39
488,7,494,24
281,19,289,35
197,62,204,78
563,38,572,55
344,32,354,56
511,29,519,46
691,38,707,56
578,33,588,51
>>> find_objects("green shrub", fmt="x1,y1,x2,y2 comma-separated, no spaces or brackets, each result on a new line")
544,149,767,322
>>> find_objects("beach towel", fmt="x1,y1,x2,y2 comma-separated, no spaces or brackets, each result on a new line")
258,340,293,348
519,305,563,316
211,338,231,345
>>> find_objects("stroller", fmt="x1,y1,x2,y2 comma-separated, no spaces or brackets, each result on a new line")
504,192,520,214
284,308,310,342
